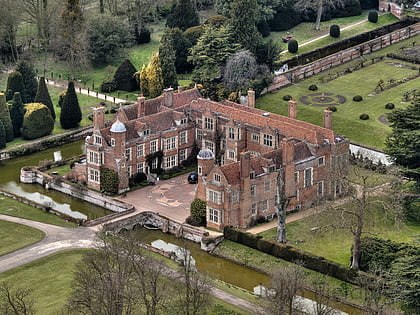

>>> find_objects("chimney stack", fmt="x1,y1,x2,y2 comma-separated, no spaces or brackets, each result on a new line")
240,151,251,179
93,104,105,129
323,109,332,130
164,87,174,107
288,99,297,119
247,89,255,108
178,86,183,93
137,96,146,118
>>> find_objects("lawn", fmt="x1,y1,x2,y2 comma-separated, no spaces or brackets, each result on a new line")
257,44,420,149
259,205,420,266
0,220,44,256
0,195,77,227
276,13,399,58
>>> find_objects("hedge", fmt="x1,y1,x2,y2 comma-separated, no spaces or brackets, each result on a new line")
224,226,360,284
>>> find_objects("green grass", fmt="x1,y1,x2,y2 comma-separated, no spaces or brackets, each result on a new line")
0,195,77,227
259,205,420,265
0,249,87,315
257,43,420,149
0,220,44,256
277,13,399,58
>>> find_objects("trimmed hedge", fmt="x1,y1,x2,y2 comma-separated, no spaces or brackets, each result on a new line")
330,24,340,38
288,39,298,53
359,113,369,120
308,84,318,91
283,94,292,101
21,103,54,140
224,226,359,284
385,102,395,109
353,95,363,102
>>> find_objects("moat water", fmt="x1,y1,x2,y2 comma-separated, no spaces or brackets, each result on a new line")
0,140,111,219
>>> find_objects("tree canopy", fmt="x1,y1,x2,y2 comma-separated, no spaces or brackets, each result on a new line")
386,99,420,184
16,60,38,104
166,0,200,31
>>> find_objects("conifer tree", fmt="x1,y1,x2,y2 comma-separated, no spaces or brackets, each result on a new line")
159,37,178,88
34,77,55,120
138,65,149,97
160,28,192,74
166,0,199,31
9,92,25,137
0,93,14,142
16,60,38,103
0,120,5,149
60,81,82,129
6,71,25,103
114,59,138,92
146,53,164,98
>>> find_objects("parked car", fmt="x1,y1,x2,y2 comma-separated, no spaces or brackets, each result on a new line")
188,172,198,184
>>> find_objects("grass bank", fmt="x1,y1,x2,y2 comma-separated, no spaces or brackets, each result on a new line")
0,220,44,256
0,195,76,227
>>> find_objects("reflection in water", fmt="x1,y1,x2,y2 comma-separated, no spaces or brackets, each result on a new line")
151,239,196,268
0,140,112,219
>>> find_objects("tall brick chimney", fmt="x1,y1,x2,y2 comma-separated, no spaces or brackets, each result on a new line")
137,96,146,118
93,104,105,129
281,138,295,165
288,99,297,119
178,86,183,93
240,151,251,179
164,87,174,107
247,89,255,108
323,109,332,130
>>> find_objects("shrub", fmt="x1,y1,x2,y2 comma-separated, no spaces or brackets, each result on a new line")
21,103,54,140
5,71,25,102
359,113,369,120
128,172,147,187
308,84,318,91
190,198,206,226
100,168,119,194
60,81,82,129
257,20,270,37
327,106,337,112
100,80,117,93
330,24,340,38
184,25,204,46
385,102,395,109
58,91,66,108
16,60,38,103
9,92,25,137
34,76,55,120
185,215,202,226
113,59,138,92
0,120,5,149
204,15,228,27
134,24,151,44
368,11,378,23
288,39,298,53
353,95,363,102
283,94,292,101
0,93,14,142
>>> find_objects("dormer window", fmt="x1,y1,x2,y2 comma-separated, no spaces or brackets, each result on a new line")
180,118,187,125
204,117,214,130
263,134,273,147
214,173,221,182
269,166,275,172
228,127,235,140
95,136,102,145
144,129,150,136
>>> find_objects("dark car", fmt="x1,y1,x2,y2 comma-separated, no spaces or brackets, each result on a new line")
188,172,198,184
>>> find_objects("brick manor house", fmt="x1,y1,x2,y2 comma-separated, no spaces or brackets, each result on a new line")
75,87,349,230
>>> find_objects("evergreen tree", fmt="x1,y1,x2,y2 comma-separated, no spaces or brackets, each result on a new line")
16,60,38,103
229,0,261,52
9,92,25,137
161,28,193,74
166,0,199,31
0,93,14,142
223,50,258,92
190,25,241,82
60,81,82,129
0,120,5,149
21,103,54,140
159,33,178,88
114,59,138,92
34,77,55,120
146,53,164,98
5,71,25,103
138,65,149,97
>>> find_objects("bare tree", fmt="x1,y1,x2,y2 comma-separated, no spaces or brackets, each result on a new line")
294,0,344,30
174,243,212,315
0,282,35,315
309,276,340,315
264,264,306,315
0,0,22,63
275,169,289,243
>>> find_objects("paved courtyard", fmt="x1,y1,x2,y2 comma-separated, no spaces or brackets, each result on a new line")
116,173,196,223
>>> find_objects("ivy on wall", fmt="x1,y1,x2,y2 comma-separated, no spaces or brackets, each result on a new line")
146,150,164,174
100,168,119,194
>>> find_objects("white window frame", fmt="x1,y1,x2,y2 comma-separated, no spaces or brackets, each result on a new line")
179,148,188,162
95,136,102,145
228,127,235,140
304,168,313,188
294,171,299,184
207,206,220,224
165,136,177,151
214,173,221,182
150,140,158,153
125,148,132,161
137,144,145,158
263,134,273,147
137,162,145,174
204,117,214,130
251,133,260,143
228,150,236,160
164,155,177,169
264,180,271,192
251,203,257,216
88,168,100,183
232,190,240,203
127,165,132,177
151,158,158,169
180,130,188,145
318,156,325,166
196,129,203,142
88,150,102,166
318,181,324,197
262,200,269,212
205,141,214,153
207,189,223,204
251,185,256,197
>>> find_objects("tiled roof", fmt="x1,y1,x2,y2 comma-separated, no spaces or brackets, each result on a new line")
220,162,240,184
294,141,313,161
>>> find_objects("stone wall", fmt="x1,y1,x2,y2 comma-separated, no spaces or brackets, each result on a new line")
269,23,420,92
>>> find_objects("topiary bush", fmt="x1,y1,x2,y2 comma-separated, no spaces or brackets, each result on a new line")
330,24,340,38
385,102,395,109
58,91,66,108
113,59,138,92
100,80,117,93
0,120,6,149
308,84,318,91
283,94,292,101
359,113,369,120
100,168,119,194
353,95,363,102
327,106,337,112
190,198,206,226
0,93,14,142
368,11,378,23
288,39,298,53
21,103,54,140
